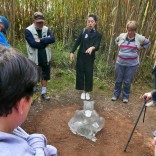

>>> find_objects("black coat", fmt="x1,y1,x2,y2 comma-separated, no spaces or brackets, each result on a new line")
71,28,102,59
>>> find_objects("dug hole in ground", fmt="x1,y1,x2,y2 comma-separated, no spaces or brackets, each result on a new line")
23,90,156,156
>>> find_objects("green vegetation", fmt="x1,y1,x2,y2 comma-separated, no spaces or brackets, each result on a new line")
0,0,155,92
14,40,153,95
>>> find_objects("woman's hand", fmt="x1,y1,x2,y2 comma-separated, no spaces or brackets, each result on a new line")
70,53,74,61
152,137,156,146
141,92,152,102
35,38,40,42
86,46,95,55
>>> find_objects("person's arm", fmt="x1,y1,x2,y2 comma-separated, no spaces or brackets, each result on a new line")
151,90,156,101
152,135,156,156
152,137,156,145
141,38,151,49
142,92,152,101
86,32,102,55
0,32,10,47
115,36,119,45
71,31,83,53
40,29,55,45
115,34,122,45
142,90,156,101
24,29,47,49
154,61,156,68
115,33,126,45
70,31,83,61
92,33,102,51
14,127,57,156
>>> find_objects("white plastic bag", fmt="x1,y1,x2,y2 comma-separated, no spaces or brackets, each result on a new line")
68,101,105,142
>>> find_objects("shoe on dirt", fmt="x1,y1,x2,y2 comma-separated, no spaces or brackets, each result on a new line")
41,93,50,101
81,93,86,100
85,93,90,100
145,101,156,107
111,96,117,101
123,98,128,103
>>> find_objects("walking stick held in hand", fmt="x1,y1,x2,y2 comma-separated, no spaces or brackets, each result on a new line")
143,105,147,123
124,97,147,152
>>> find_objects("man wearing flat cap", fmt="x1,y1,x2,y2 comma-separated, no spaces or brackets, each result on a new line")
0,16,10,47
25,12,55,100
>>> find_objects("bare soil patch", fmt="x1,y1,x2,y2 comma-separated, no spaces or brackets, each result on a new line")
23,90,156,156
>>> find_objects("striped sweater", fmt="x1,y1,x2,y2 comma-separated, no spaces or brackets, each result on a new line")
115,33,151,66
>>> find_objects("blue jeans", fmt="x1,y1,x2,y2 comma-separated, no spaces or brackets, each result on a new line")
113,63,138,99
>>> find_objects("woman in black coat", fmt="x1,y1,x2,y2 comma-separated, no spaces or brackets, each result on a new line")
70,14,102,100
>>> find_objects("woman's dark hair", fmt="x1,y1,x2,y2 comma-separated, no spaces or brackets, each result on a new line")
88,14,97,22
0,46,40,116
88,13,98,29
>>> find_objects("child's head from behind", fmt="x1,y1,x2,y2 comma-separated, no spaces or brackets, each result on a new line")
0,46,40,124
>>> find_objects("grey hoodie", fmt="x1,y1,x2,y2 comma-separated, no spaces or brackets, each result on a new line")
0,127,57,156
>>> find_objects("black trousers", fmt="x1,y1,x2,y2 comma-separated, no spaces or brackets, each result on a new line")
38,64,51,81
76,53,94,92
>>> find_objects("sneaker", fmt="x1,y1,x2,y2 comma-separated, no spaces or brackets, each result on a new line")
85,93,90,100
123,98,128,103
145,101,156,107
41,93,50,101
81,93,86,100
111,96,117,101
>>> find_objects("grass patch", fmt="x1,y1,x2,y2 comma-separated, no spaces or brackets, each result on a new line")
48,68,75,95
